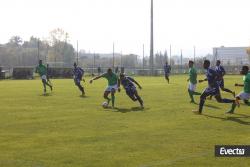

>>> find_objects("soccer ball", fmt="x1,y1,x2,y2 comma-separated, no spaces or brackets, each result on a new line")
102,101,108,108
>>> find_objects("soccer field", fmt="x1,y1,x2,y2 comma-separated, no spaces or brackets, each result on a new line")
0,75,249,167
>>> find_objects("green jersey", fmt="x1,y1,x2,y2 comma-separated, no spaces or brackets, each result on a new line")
243,73,250,93
189,67,197,84
36,64,47,76
103,72,118,86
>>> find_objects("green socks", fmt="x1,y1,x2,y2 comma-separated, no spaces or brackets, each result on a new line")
111,96,115,107
188,89,194,102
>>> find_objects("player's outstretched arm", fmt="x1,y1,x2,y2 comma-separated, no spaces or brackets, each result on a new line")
235,83,244,87
199,78,207,83
131,78,142,89
117,78,121,92
89,73,105,83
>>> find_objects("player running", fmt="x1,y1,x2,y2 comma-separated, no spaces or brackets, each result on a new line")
89,68,120,108
164,61,171,84
233,66,250,110
193,60,236,114
187,60,201,103
73,62,85,96
35,60,53,95
209,60,235,99
119,73,144,108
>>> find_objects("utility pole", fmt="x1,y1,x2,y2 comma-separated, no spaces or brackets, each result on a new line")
193,46,196,63
37,39,40,61
76,40,79,65
150,0,154,75
112,42,115,70
93,52,95,75
180,49,183,73
169,44,172,66
143,44,145,70
120,51,122,67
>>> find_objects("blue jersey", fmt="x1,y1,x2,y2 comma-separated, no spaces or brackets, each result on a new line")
73,67,84,79
215,65,225,79
205,68,219,88
164,65,171,74
121,76,135,89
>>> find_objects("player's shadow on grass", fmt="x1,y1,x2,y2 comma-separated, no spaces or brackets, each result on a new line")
115,107,147,113
203,104,221,109
203,114,250,125
39,93,52,96
79,95,89,98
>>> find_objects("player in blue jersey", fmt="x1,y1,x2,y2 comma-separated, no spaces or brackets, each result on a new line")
73,62,85,96
209,60,235,99
119,73,144,108
164,61,171,84
193,60,236,114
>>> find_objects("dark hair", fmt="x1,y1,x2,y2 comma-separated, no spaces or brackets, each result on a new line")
204,60,210,65
120,73,125,77
242,66,249,71
74,62,77,66
189,60,194,64
216,60,221,63
107,68,112,72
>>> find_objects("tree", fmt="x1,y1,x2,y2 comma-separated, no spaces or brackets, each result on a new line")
47,28,74,67
8,36,23,47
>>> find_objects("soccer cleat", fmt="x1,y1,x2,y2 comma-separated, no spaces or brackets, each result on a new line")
208,96,212,100
235,99,240,107
226,110,234,114
107,99,111,105
50,85,53,91
192,110,201,115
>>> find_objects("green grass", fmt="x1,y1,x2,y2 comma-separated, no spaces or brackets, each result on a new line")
0,75,249,167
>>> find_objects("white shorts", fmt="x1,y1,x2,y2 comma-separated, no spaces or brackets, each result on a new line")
105,84,118,92
41,75,47,80
188,83,197,91
237,92,250,100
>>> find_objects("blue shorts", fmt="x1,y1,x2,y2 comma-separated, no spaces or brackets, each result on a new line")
74,78,81,85
125,86,137,97
203,86,220,96
217,79,224,88
165,73,170,77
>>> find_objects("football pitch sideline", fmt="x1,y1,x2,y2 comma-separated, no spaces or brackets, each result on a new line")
0,75,249,167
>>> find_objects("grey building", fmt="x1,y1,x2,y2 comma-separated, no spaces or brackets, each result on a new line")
213,46,249,65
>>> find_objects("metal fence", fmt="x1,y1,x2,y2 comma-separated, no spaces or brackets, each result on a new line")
0,64,245,80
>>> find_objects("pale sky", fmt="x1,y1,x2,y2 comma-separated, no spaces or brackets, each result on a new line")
1,0,250,58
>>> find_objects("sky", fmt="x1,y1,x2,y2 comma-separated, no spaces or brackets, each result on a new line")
1,0,250,58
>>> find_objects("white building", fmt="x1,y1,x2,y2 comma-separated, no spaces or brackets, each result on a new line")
213,46,249,65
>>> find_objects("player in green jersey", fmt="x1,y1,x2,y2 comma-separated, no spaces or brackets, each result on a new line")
35,60,53,95
187,61,201,103
90,68,120,108
232,66,250,112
